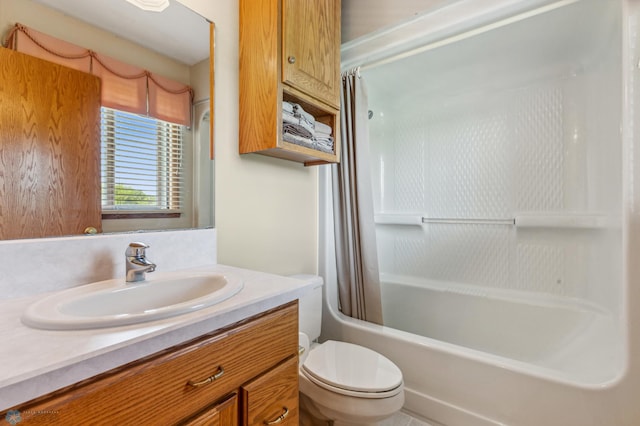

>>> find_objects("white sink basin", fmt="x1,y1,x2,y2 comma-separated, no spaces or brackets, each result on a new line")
22,271,243,330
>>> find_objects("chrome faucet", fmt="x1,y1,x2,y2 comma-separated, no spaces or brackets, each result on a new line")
125,242,156,283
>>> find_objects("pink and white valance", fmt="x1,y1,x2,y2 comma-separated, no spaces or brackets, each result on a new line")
4,24,193,126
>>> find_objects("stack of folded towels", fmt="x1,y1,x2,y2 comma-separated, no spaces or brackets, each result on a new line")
282,101,334,153
313,121,334,153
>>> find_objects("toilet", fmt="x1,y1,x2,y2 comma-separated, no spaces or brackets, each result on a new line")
293,275,404,426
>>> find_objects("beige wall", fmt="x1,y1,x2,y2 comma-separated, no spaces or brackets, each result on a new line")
177,0,318,275
190,58,210,103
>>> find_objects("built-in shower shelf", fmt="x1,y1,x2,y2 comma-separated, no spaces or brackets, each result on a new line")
374,213,617,229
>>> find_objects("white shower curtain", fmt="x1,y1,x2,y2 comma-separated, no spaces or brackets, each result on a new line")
331,69,383,325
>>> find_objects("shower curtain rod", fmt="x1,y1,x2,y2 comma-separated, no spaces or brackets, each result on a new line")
357,0,578,73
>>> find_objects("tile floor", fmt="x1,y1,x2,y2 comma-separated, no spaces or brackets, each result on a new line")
381,411,436,426
300,407,436,426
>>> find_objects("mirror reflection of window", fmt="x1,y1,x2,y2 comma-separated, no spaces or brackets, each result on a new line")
101,108,186,214
0,0,214,239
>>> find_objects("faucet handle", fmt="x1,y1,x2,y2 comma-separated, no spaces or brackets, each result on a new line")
126,242,150,257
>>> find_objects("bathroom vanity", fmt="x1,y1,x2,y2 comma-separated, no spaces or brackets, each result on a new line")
6,302,298,425
0,259,311,426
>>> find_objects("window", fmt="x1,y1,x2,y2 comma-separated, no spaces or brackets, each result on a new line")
101,107,185,214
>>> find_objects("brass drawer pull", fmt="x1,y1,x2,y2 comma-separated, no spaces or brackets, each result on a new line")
264,407,289,425
187,366,224,387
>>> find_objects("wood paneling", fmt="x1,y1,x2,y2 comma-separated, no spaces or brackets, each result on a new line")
0,47,101,239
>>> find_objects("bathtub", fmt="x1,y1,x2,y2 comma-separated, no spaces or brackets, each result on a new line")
320,0,640,424
319,273,636,425
378,276,622,386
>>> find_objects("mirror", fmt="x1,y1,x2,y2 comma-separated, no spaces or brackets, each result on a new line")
0,0,214,239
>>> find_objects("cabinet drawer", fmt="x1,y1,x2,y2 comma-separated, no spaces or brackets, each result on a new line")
13,302,298,425
241,357,299,425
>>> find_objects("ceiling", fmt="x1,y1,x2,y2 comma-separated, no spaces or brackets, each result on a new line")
341,0,455,43
29,0,451,64
31,0,210,65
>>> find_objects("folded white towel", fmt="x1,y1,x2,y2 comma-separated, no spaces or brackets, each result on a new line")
282,101,295,114
313,134,334,153
283,110,298,125
283,106,313,136
297,115,314,135
283,131,314,149
315,121,332,136
314,136,334,147
293,104,315,126
313,139,334,153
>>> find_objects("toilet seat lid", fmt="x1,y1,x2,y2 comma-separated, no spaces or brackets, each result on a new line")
302,340,403,394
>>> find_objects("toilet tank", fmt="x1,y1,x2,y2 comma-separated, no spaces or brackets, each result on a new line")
290,275,324,342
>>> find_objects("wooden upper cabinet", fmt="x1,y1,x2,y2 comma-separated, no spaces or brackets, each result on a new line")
282,0,341,109
239,0,341,166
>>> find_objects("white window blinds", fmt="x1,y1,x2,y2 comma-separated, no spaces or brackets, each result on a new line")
101,107,185,212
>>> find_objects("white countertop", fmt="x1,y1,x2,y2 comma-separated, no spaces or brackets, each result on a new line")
0,264,313,411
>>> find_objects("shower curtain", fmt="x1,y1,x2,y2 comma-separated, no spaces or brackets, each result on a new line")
331,69,383,325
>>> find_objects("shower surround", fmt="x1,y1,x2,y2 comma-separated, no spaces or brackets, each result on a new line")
320,0,640,424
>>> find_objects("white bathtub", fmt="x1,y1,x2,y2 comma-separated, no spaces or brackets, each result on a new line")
378,276,622,385
320,273,636,425
321,1,640,423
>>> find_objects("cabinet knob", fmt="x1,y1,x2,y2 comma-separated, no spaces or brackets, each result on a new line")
287,56,296,64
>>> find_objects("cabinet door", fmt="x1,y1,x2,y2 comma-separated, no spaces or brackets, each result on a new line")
241,357,299,426
0,48,102,239
182,393,238,426
282,0,341,109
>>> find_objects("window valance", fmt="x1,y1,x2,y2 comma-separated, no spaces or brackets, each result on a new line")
3,23,193,126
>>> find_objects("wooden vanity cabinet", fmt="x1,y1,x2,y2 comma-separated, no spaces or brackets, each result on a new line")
6,302,299,426
239,0,341,165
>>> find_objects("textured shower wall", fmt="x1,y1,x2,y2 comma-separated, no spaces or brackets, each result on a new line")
369,73,620,303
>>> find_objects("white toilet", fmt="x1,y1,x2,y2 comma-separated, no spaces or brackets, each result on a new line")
294,275,405,426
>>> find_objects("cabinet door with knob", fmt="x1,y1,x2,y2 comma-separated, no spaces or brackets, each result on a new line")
241,357,299,425
282,0,341,109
